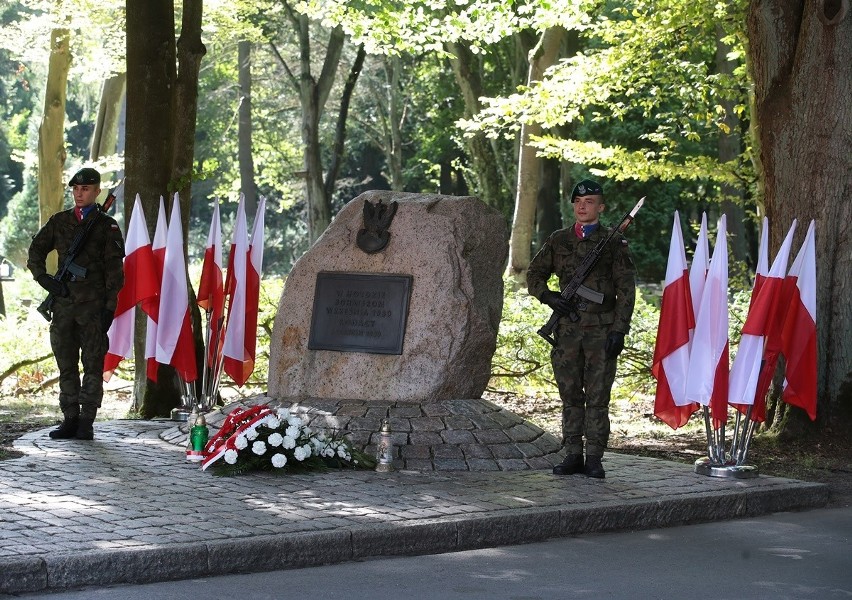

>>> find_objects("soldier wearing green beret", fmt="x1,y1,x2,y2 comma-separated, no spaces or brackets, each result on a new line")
527,179,636,478
27,168,125,441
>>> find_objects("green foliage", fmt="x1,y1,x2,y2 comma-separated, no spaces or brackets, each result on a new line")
0,276,53,388
490,280,752,403
0,172,39,267
489,281,557,396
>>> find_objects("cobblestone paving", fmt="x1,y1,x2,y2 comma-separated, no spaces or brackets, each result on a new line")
0,420,828,594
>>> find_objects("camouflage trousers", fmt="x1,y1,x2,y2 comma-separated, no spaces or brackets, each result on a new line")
49,299,108,420
550,321,618,457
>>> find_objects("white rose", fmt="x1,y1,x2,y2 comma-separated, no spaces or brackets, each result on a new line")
268,433,284,447
234,435,248,450
285,425,300,439
265,416,281,429
271,453,287,468
276,408,291,420
245,427,259,441
252,441,267,455
337,446,347,458
282,435,296,450
224,449,238,464
287,416,303,428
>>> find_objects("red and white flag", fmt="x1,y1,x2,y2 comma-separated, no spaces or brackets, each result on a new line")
143,197,167,382
688,212,710,328
197,200,225,364
243,196,266,381
154,194,197,383
685,215,729,428
103,194,158,380
652,211,699,429
222,195,254,387
729,219,797,421
780,220,817,420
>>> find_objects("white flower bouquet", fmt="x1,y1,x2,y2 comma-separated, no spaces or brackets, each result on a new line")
200,404,375,475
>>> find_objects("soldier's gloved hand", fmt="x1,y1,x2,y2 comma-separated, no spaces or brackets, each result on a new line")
101,309,114,333
604,331,626,359
541,290,573,317
36,274,69,297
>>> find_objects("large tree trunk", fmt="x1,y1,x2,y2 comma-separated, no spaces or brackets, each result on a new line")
746,0,851,431
126,0,205,417
715,26,748,265
505,26,565,286
126,0,177,418
238,40,257,215
37,27,72,273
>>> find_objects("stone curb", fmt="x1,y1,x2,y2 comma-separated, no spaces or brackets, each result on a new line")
0,480,828,594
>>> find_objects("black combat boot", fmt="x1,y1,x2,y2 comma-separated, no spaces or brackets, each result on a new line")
584,455,605,479
75,418,95,440
49,416,79,440
553,454,584,475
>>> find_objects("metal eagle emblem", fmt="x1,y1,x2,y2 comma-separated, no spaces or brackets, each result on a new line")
356,199,398,254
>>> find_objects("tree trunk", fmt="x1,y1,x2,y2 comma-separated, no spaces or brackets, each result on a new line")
238,40,257,215
172,0,205,220
536,157,562,250
37,27,72,274
90,73,126,163
746,0,852,430
445,41,505,211
281,3,345,243
325,44,366,203
505,26,565,285
126,0,205,417
387,55,404,191
715,26,748,265
127,0,177,418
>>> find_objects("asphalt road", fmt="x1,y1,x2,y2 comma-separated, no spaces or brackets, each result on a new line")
7,507,850,600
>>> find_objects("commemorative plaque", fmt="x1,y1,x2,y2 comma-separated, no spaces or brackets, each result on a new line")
308,272,413,354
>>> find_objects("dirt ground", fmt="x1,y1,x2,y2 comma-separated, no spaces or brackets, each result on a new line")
2,388,850,508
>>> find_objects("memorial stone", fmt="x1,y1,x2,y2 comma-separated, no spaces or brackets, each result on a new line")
267,191,508,402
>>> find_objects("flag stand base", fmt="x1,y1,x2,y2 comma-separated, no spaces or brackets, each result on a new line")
694,457,759,479
170,408,191,422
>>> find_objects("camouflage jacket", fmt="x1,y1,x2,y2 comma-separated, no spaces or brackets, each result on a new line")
527,224,636,333
27,207,125,312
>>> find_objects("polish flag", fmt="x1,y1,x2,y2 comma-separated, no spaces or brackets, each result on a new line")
688,212,710,329
222,196,252,386
652,211,699,429
243,196,266,382
685,215,729,428
197,200,225,364
103,195,158,380
143,197,167,382
728,220,797,421
154,194,197,383
780,220,817,420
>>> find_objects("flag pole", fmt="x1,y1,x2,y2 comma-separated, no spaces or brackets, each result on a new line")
729,408,744,463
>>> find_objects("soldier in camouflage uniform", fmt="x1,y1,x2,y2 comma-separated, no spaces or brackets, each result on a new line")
28,168,125,440
527,179,636,478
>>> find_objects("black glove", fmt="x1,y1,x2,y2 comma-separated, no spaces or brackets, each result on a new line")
604,331,626,360
36,274,69,297
541,290,573,317
101,309,115,333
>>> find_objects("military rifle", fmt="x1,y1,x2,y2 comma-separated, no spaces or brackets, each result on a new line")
37,180,124,322
536,197,645,347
